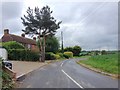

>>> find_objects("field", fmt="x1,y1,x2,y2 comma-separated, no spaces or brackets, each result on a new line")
78,53,119,74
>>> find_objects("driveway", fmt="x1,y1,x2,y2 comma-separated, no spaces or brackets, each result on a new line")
18,58,118,88
11,61,47,78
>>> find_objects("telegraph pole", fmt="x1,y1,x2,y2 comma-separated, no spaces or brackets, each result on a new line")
61,31,64,53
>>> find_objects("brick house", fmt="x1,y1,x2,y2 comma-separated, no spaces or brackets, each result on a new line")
1,29,39,52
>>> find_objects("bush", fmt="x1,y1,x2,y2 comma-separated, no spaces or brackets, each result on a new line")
2,71,14,89
54,54,60,59
1,57,14,89
56,53,64,58
3,41,25,50
8,49,39,61
63,52,73,58
45,52,56,60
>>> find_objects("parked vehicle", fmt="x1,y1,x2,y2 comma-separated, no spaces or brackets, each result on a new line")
0,47,12,69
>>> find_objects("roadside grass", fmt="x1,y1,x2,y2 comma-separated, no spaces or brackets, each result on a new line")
73,55,91,58
78,53,119,74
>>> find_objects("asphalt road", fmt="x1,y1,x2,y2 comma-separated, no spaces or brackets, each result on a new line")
18,58,118,88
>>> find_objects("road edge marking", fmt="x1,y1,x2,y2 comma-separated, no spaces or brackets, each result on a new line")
61,69,84,89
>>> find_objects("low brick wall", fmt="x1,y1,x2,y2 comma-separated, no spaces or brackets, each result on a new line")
2,66,16,80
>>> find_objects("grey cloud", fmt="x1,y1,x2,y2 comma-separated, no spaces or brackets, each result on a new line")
1,1,118,50
1,2,24,34
2,2,23,20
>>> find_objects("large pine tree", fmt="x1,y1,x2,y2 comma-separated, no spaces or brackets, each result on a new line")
21,5,62,62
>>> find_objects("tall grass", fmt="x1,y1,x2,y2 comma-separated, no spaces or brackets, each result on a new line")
79,53,119,74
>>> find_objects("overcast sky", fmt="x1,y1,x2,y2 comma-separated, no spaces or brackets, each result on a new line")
0,0,119,51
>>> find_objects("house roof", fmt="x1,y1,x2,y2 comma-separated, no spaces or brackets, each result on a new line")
2,34,36,45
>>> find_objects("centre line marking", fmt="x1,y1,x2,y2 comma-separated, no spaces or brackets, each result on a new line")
61,62,64,67
61,69,84,89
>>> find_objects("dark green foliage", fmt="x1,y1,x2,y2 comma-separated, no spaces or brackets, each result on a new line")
8,49,39,61
56,53,64,58
64,47,73,52
37,36,59,53
101,50,107,55
63,54,69,59
3,41,25,50
2,71,14,89
73,45,81,56
21,6,61,36
64,45,81,56
1,58,14,90
21,5,62,61
45,52,56,60
45,36,59,53
94,50,100,55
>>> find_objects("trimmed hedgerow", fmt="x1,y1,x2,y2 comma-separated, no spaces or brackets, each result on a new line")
8,49,39,61
2,41,25,50
63,52,73,58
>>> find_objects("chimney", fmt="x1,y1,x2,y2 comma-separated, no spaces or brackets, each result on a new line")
33,37,36,40
21,33,25,37
4,29,9,35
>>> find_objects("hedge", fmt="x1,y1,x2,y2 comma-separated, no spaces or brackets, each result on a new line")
63,52,73,58
8,49,39,61
3,41,25,50
45,52,56,60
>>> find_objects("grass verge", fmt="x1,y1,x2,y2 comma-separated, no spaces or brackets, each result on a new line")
78,53,119,75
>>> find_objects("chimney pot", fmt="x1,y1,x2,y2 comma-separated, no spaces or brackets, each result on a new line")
4,29,9,35
21,33,25,37
33,37,36,40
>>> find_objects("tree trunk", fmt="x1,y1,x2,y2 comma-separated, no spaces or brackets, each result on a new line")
41,36,46,62
38,35,42,62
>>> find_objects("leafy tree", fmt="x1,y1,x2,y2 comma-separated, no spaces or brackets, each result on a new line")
64,47,73,52
101,50,107,55
73,45,81,56
37,36,59,53
21,5,62,62
45,36,59,53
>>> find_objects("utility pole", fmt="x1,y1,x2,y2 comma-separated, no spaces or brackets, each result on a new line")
61,31,64,53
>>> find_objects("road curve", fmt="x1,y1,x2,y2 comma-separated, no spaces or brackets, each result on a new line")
18,58,118,88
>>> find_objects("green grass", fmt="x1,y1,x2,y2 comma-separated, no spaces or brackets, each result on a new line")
78,53,119,74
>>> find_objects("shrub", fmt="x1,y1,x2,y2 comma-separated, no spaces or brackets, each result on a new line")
56,53,64,58
2,71,14,89
63,54,69,59
45,52,56,60
8,49,39,61
1,57,14,89
54,54,60,59
63,52,73,58
3,41,25,50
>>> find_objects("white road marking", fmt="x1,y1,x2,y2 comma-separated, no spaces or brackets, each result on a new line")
61,69,84,89
61,62,64,67
26,85,32,88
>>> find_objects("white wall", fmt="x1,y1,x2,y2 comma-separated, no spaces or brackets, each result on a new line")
0,48,8,60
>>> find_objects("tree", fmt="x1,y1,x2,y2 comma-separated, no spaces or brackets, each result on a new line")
101,50,107,55
46,36,59,53
37,36,59,53
64,47,73,52
21,5,62,62
73,45,81,56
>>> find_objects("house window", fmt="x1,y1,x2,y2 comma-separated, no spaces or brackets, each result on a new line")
28,44,31,49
